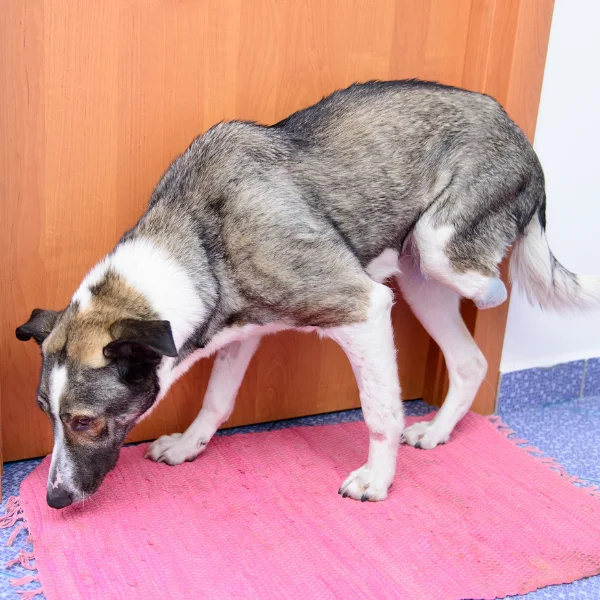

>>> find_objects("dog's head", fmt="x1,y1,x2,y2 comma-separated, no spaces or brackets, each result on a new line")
16,271,177,509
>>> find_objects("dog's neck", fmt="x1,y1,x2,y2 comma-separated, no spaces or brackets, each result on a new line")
73,237,208,351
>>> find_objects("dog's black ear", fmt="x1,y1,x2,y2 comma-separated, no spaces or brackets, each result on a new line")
16,309,60,344
103,319,178,365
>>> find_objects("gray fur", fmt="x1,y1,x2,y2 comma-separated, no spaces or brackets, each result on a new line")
129,80,544,355
18,79,560,505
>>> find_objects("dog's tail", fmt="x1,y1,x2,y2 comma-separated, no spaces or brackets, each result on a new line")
510,195,600,311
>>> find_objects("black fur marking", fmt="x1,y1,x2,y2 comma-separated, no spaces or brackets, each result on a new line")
106,319,177,359
16,309,60,344
538,192,547,231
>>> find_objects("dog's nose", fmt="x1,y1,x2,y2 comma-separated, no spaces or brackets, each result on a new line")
46,486,74,509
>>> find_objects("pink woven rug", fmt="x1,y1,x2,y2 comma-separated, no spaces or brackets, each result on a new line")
3,412,600,599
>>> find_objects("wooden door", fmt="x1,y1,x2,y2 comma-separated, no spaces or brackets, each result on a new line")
0,0,554,463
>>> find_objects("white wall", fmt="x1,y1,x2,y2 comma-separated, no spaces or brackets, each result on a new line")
501,0,600,373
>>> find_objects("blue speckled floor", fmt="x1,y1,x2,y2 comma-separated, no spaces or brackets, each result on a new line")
494,397,600,600
1,383,599,599
496,360,600,600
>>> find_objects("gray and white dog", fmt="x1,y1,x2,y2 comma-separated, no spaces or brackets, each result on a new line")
16,80,600,509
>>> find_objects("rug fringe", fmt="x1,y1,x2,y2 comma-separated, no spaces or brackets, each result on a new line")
0,496,42,597
0,496,25,531
11,574,39,587
17,589,44,600
0,496,32,549
7,549,36,571
489,415,600,499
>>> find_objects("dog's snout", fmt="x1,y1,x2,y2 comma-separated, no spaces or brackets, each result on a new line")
46,486,74,509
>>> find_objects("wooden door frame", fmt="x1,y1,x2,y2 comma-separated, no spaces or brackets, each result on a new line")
424,0,555,414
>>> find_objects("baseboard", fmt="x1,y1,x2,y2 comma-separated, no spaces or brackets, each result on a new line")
497,358,600,413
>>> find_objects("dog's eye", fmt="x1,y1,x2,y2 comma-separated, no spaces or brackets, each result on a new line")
72,416,93,432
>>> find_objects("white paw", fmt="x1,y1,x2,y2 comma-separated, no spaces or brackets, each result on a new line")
338,464,392,502
144,433,206,466
403,421,449,449
474,278,507,309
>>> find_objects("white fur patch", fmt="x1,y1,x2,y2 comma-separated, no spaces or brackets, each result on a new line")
413,216,507,307
325,283,403,501
73,238,206,351
366,249,400,283
155,322,286,405
74,236,287,422
49,365,66,416
397,256,487,449
48,365,70,490
145,336,262,465
72,259,110,310
511,214,600,311
109,239,206,350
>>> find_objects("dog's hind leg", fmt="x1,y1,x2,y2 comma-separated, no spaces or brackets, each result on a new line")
145,336,261,465
396,255,487,449
325,283,404,502
413,213,508,310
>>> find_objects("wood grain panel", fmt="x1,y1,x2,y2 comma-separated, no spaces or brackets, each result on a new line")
468,0,554,413
424,0,554,414
0,0,48,464
0,0,554,462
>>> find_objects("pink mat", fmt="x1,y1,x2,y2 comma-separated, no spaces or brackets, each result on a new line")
4,412,600,599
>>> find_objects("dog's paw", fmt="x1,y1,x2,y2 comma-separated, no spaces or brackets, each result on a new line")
474,277,507,309
403,421,449,449
144,433,206,466
338,464,392,502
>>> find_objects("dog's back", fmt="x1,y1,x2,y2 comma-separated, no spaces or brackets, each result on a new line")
275,80,542,265
131,80,598,322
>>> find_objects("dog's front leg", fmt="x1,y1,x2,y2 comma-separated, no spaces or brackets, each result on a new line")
145,336,261,465
325,283,404,501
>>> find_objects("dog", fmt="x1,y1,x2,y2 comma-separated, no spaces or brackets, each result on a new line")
16,80,600,509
